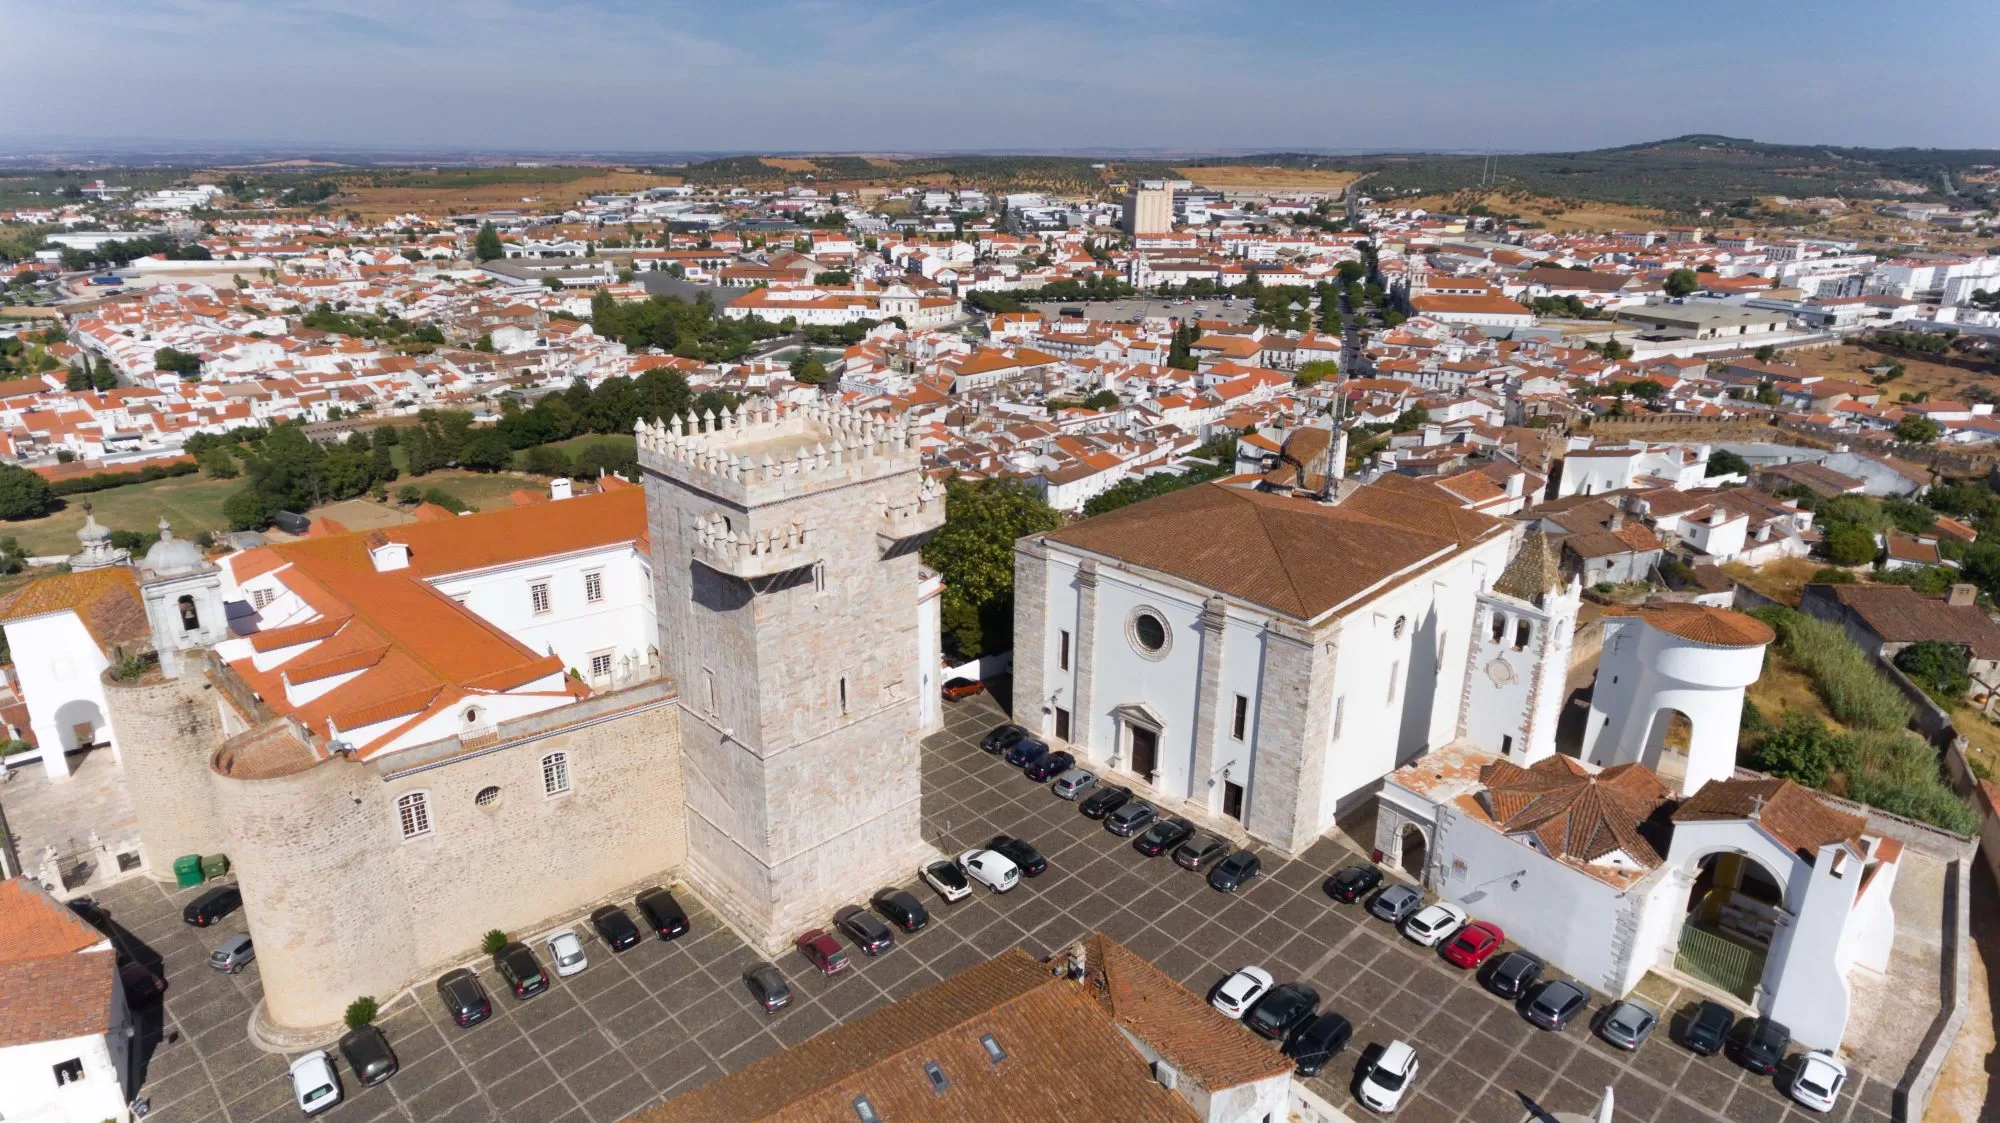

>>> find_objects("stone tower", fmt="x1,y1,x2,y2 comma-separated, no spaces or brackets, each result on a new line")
637,398,945,952
1459,530,1578,764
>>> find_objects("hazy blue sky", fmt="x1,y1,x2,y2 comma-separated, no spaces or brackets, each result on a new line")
6,0,1997,153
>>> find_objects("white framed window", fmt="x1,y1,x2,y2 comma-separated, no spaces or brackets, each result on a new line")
583,571,604,604
396,791,432,840
249,587,276,611
529,581,551,615
542,751,571,797
589,651,614,682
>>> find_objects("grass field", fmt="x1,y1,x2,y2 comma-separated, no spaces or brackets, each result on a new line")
1747,648,1843,735
1175,166,1362,193
526,433,635,461
2,474,241,557
1722,557,1826,607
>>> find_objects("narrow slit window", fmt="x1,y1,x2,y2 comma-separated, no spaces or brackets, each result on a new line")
1231,694,1248,741
1514,620,1531,650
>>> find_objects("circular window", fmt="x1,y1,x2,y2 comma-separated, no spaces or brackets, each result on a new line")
1393,615,1408,639
474,786,501,808
1126,608,1172,660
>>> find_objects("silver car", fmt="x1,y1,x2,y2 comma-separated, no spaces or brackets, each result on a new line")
1051,767,1097,800
1596,999,1658,1051
1368,883,1423,924
209,933,255,974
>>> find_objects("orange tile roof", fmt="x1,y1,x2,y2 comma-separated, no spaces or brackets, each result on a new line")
0,567,148,650
1602,602,1774,648
0,878,117,1049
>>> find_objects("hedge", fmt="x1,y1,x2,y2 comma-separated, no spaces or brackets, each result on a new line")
49,459,200,497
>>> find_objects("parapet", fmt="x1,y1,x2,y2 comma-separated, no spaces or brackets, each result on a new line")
635,395,923,504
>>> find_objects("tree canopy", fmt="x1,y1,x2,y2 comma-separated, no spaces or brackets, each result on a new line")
919,479,1059,658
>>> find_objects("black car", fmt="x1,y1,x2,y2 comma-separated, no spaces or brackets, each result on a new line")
494,942,548,1000
338,1024,398,1086
1323,864,1383,904
1173,833,1229,871
834,905,896,956
1731,1016,1790,1075
1682,1000,1735,1057
1004,738,1050,769
1023,750,1075,782
1132,815,1195,856
590,905,643,952
744,963,792,1013
985,835,1048,877
870,889,929,933
1524,979,1590,1031
636,887,690,940
1079,785,1134,820
1483,950,1544,1001
182,885,242,928
1244,982,1320,1041
981,724,1028,754
1208,849,1262,892
435,968,491,1028
1283,1011,1353,1077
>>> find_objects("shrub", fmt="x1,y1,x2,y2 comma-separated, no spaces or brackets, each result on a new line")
1751,606,1913,731
1810,567,1856,584
481,929,509,955
521,445,574,477
1840,729,1977,833
395,484,423,504
422,488,469,514
1822,524,1878,566
1754,709,1834,787
1894,641,1970,704
343,996,377,1029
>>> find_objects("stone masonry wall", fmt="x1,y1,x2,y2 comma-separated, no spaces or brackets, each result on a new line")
103,668,228,876
1011,539,1050,740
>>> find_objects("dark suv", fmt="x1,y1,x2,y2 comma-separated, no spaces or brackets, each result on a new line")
981,724,1028,754
435,968,491,1028
834,906,896,956
1323,864,1383,904
1244,982,1320,1041
1132,816,1195,856
182,885,242,927
1682,1000,1735,1057
1004,738,1050,769
338,1025,399,1086
590,905,642,952
1104,800,1159,837
1284,1012,1353,1077
636,887,690,940
1079,785,1133,820
1483,950,1544,1001
1731,1017,1790,1075
984,835,1048,877
494,942,548,1000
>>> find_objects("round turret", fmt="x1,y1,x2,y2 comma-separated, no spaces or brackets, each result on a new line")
139,518,207,580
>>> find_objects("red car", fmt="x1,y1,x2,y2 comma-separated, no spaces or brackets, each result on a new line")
942,677,984,701
1442,920,1504,968
795,929,851,976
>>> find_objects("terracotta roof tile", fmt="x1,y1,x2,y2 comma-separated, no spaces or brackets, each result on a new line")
0,878,117,1048
0,568,148,650
1601,602,1774,647
1672,778,1868,862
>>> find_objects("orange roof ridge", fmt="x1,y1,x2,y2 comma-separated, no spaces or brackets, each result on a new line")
249,613,352,652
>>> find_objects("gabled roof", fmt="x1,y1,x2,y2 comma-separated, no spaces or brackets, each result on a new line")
1672,777,1867,862
0,878,117,1048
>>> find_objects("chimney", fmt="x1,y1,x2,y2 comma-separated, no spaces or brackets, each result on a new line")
549,477,573,501
1949,583,1978,607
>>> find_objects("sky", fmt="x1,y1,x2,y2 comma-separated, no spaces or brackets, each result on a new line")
5,0,1998,155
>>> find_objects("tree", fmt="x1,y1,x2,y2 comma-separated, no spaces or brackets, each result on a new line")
790,354,830,386
1663,268,1700,298
1627,380,1664,402
1893,415,1942,444
1753,709,1835,788
0,465,54,520
522,445,574,476
919,479,1059,657
199,447,239,479
369,439,396,483
343,997,378,1030
456,427,515,472
66,364,91,391
1706,449,1750,477
1823,523,1878,566
1295,359,1340,387
154,347,202,377
1081,389,1120,411
1895,641,1971,704
1754,344,1777,363
474,223,503,262
223,486,276,531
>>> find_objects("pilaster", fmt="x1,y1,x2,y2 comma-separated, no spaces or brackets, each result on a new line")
1188,596,1228,812
1071,559,1100,756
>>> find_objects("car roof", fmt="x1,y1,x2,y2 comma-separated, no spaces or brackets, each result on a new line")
290,1051,333,1074
1378,1041,1415,1068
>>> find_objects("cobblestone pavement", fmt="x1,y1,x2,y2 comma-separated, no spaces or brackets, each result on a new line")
96,692,1895,1123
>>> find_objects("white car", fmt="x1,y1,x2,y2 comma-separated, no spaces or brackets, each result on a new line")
547,928,589,977
1402,902,1468,947
1210,966,1274,1019
1789,1051,1848,1112
921,859,973,903
957,848,1020,893
289,1051,342,1116
1357,1040,1419,1113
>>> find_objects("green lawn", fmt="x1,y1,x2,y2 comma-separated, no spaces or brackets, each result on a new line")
515,433,635,469
2,474,242,557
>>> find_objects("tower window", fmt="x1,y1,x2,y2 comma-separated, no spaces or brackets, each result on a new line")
839,677,849,714
589,651,614,682
1231,694,1248,741
1387,662,1400,704
177,594,199,631
249,587,275,611
1490,613,1505,644
542,751,571,796
1502,735,1514,756
1514,620,1532,650
396,792,432,840
1058,629,1071,671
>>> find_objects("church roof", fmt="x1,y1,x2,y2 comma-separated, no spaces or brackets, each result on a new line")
1672,777,1867,862
1492,529,1566,603
1475,756,1673,869
1601,602,1774,648
0,567,149,653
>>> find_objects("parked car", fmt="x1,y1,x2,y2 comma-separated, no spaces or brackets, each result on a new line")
1483,950,1543,1001
1208,849,1262,892
870,889,928,933
435,968,491,1028
1524,979,1590,1031
1210,966,1274,1019
289,1051,342,1116
984,835,1048,877
1402,902,1468,947
834,905,896,956
1244,982,1319,1041
1790,1051,1848,1113
1731,1016,1790,1075
1597,999,1658,1052
590,905,642,952
1682,1000,1735,1056
1130,814,1193,854
635,887,690,940
1357,1040,1420,1113
547,929,589,977
941,676,984,701
182,885,242,928
921,859,973,903
980,723,1027,754
745,963,792,1013
1285,1012,1354,1078
1051,768,1098,800
209,933,255,974
494,942,548,1000
1173,833,1229,871
1441,921,1503,969
1079,784,1134,819
119,961,167,1008
1004,737,1050,769
1023,750,1075,782
338,1024,398,1087
796,929,851,976
1324,864,1383,904
1105,800,1159,837
958,849,1020,893
1368,884,1423,924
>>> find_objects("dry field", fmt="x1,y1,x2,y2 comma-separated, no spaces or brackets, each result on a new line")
760,158,820,173
338,170,681,219
1784,343,2000,404
1403,190,1668,233
1176,166,1363,193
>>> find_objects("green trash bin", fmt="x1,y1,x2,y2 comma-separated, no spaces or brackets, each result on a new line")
200,854,230,880
172,854,205,888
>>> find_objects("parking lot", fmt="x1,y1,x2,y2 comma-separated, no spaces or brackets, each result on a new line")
98,691,1895,1123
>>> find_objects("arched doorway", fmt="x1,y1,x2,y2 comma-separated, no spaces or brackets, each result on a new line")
1674,850,1786,1000
52,698,107,754
1399,824,1428,882
1643,707,1695,784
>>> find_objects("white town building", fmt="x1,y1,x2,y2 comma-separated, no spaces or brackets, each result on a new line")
0,877,137,1123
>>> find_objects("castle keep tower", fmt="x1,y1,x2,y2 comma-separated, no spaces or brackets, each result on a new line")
1460,530,1579,764
637,398,945,952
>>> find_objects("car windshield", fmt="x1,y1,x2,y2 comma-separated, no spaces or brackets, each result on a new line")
1798,1077,1828,1097
930,863,965,885
1372,1064,1407,1091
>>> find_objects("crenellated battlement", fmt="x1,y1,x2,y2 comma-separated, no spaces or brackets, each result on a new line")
635,395,922,501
